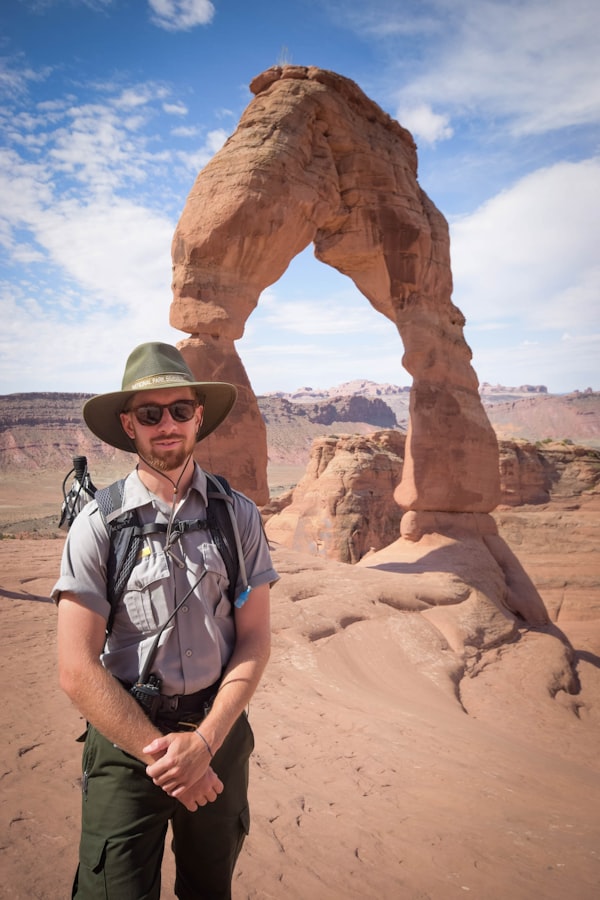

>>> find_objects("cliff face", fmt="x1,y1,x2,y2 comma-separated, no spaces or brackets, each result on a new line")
264,431,406,564
0,393,128,471
0,393,92,426
259,395,398,428
498,441,600,505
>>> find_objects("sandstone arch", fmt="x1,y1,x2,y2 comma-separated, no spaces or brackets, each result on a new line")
172,65,500,516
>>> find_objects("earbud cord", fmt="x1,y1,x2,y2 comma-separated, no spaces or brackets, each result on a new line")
133,447,196,555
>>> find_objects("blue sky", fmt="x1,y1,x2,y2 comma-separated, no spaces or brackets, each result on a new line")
1,0,598,396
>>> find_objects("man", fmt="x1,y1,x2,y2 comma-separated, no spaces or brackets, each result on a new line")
53,342,277,899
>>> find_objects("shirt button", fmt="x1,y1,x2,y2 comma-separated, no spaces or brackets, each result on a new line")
182,605,189,613
185,649,193,657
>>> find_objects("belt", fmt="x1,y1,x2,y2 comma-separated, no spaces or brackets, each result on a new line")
119,676,220,733
157,682,219,716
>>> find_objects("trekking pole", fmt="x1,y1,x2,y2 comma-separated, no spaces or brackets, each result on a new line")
72,455,88,484
59,455,97,529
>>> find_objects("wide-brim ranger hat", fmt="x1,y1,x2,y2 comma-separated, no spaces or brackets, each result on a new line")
83,342,237,452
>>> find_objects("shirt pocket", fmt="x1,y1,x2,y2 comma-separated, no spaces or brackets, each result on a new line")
121,547,171,632
199,541,231,617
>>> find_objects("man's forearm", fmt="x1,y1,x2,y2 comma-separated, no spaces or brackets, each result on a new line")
57,595,163,761
63,660,163,762
200,632,270,756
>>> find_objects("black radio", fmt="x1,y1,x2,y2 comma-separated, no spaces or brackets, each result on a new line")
130,674,162,723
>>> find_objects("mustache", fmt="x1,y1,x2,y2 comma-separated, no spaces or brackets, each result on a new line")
150,434,185,444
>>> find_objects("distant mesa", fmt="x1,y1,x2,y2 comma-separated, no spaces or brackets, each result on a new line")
480,382,548,395
263,380,413,401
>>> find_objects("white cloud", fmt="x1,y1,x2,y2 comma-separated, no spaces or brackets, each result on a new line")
257,289,393,337
0,149,54,231
467,330,600,394
112,87,153,109
34,198,175,307
237,275,406,393
0,67,224,393
0,283,182,393
450,157,600,333
448,157,600,391
163,101,188,116
147,0,215,32
396,103,453,145
0,56,52,98
0,188,181,394
171,125,198,137
364,0,600,137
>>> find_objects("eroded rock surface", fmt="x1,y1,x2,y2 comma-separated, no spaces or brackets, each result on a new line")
498,441,600,505
265,433,600,560
171,65,499,510
265,431,600,650
265,430,405,563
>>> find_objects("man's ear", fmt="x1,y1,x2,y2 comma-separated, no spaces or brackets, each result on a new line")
195,405,204,440
120,411,136,440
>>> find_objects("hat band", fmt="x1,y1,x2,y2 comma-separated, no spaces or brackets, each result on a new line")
126,372,194,391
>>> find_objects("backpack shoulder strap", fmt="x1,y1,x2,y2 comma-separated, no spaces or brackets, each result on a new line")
95,474,251,633
205,473,251,608
95,479,146,633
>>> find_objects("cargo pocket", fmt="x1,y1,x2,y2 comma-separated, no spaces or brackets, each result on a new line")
228,804,251,883
228,804,251,876
79,836,107,875
76,836,162,899
73,837,109,898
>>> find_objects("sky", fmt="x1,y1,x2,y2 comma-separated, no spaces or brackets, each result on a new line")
1,0,598,396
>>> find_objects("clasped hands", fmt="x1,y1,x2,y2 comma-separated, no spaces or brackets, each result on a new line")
143,732,224,812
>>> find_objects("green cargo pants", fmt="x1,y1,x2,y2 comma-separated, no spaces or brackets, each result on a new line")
72,713,253,899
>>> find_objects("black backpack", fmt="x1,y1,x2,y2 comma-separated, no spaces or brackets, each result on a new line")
95,472,249,632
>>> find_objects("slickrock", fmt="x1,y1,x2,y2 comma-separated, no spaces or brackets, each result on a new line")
265,431,553,652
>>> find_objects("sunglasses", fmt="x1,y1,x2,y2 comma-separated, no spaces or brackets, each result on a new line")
126,399,199,427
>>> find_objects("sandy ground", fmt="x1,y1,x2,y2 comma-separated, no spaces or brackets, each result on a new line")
1,473,599,899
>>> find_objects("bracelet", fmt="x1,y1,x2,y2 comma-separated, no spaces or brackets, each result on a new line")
194,728,214,758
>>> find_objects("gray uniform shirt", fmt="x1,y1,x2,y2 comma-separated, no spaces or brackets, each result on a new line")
52,465,278,695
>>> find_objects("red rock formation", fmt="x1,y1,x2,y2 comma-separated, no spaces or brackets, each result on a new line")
265,431,405,563
498,440,600,506
167,65,555,647
171,65,499,511
265,435,600,564
265,432,599,642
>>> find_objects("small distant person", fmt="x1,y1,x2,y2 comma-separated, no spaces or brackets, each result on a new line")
52,342,277,899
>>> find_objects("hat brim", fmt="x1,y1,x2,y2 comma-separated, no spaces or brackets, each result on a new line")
83,381,237,452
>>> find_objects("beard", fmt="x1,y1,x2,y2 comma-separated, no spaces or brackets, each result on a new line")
137,427,197,473
145,443,194,472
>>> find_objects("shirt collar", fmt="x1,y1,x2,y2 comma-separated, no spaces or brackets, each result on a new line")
118,463,209,515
